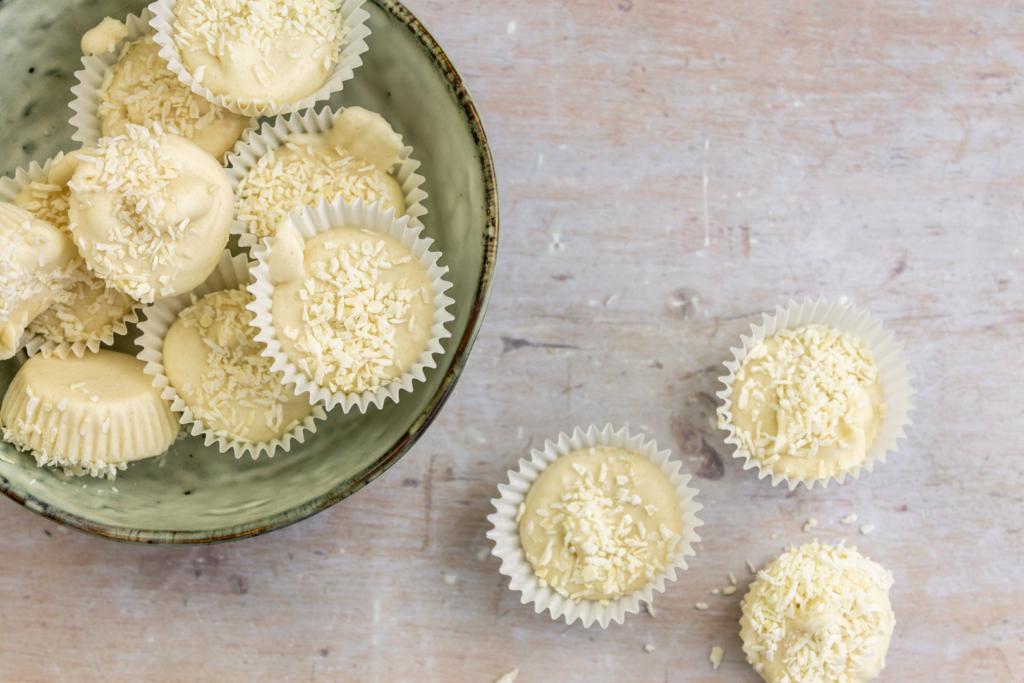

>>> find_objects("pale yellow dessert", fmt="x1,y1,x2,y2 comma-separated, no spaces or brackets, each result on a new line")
0,350,178,479
0,203,77,360
96,32,251,160
519,446,683,602
270,226,433,394
81,16,129,56
236,107,407,241
68,124,234,304
12,153,138,348
729,324,885,483
741,542,895,683
172,0,348,107
163,287,313,443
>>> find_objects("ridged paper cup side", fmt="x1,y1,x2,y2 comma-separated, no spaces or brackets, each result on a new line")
0,155,144,360
716,296,916,491
224,106,428,250
485,424,704,629
68,9,258,161
136,250,326,459
246,197,454,413
148,0,371,117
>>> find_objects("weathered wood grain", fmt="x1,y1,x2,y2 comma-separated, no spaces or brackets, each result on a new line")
1,0,1023,681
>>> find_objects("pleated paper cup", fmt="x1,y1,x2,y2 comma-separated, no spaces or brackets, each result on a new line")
148,0,371,117
68,9,258,162
716,296,916,491
224,106,428,250
246,197,454,412
136,250,326,459
485,424,704,629
0,154,144,360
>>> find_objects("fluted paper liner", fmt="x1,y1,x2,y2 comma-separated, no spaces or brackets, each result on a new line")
0,350,179,480
0,154,143,360
716,296,916,491
224,107,428,249
486,424,704,629
68,9,258,161
246,198,454,412
137,250,326,459
148,0,371,117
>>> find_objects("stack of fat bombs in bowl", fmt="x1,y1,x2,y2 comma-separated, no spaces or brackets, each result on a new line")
0,0,452,480
488,299,914,683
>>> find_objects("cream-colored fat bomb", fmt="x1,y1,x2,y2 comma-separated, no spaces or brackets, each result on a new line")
0,204,77,360
0,350,178,479
172,0,348,106
97,32,251,160
12,153,138,348
519,446,684,602
236,106,407,240
68,124,234,304
163,288,313,443
741,542,895,683
729,324,885,483
270,226,433,395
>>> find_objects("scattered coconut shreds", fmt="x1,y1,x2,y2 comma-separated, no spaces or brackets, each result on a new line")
235,135,397,239
771,533,778,540
643,644,656,653
696,602,709,611
803,517,818,532
710,645,724,670
746,559,757,574
841,513,858,525
860,524,875,535
172,0,349,81
733,324,884,472
742,542,895,682
710,588,720,595
728,572,737,586
0,205,77,326
178,288,299,441
722,586,737,595
494,669,518,683
99,34,230,142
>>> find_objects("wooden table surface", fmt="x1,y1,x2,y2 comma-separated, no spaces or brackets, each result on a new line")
2,1,1023,681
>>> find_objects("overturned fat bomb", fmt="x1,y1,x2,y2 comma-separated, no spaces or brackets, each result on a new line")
0,350,178,479
68,124,234,304
236,106,407,240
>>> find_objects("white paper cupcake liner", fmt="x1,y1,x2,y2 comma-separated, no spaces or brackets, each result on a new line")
716,296,916,490
136,249,326,459
148,0,371,117
68,9,258,162
224,106,428,250
246,197,454,412
0,154,144,360
485,424,704,629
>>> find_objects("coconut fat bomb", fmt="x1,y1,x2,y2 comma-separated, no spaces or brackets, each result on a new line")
172,0,348,107
0,204,77,360
0,350,178,479
236,107,407,241
163,287,313,444
728,324,886,484
12,153,138,349
68,124,234,304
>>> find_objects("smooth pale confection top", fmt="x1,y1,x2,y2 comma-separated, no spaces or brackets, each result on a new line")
0,203,77,360
0,350,178,479
163,287,314,444
172,0,348,106
270,226,434,395
97,30,251,160
81,16,129,56
519,446,684,602
12,153,138,347
729,324,885,483
235,106,406,240
740,542,895,683
68,124,234,304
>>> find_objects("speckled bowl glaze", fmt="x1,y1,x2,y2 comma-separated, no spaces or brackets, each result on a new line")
0,0,498,543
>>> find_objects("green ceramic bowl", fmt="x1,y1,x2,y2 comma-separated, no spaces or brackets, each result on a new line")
0,0,498,543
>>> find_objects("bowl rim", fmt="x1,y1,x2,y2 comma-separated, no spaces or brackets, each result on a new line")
0,0,499,545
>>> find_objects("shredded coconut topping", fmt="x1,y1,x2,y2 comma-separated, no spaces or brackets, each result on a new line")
741,542,895,683
173,0,348,77
734,325,884,466
236,137,396,239
177,288,302,441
